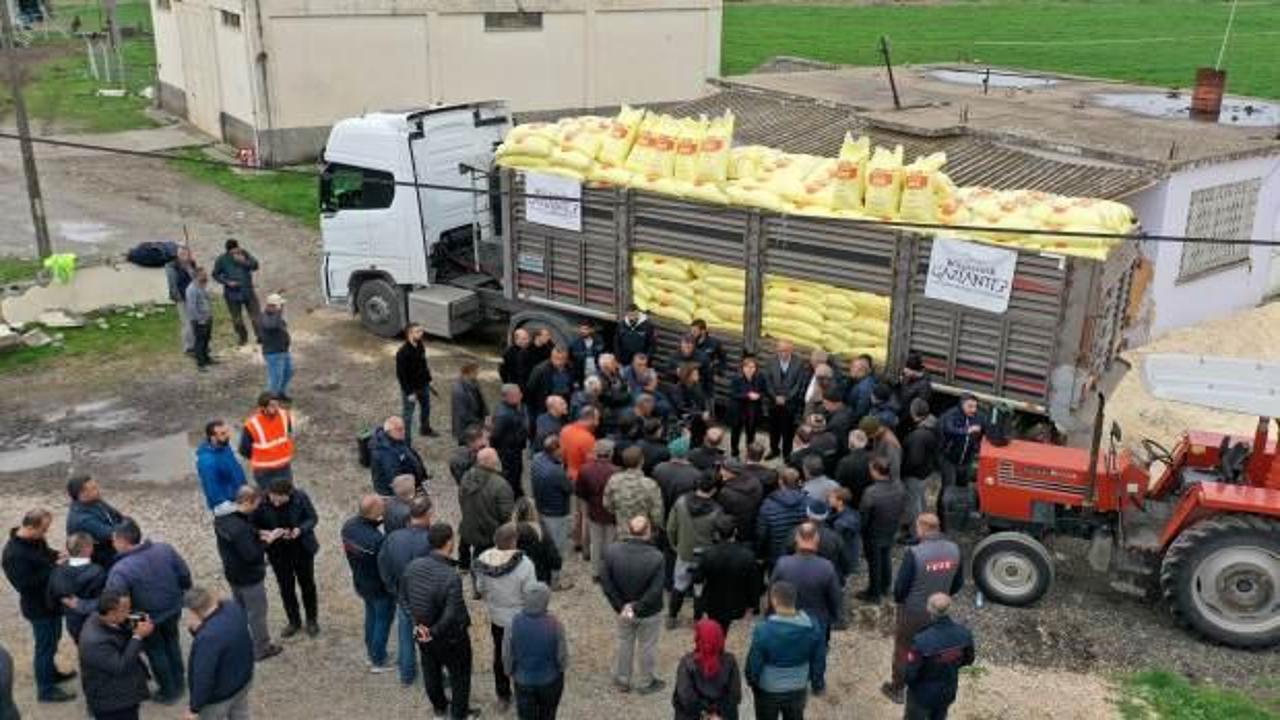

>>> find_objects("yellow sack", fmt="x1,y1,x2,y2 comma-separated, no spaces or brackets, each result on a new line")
694,111,735,185
763,317,824,346
501,123,557,158
703,275,745,293
624,113,662,175
832,134,871,211
729,146,768,181
821,308,857,326
704,301,744,324
682,181,731,206
645,276,695,297
784,159,839,210
863,144,905,219
630,174,685,198
600,106,645,167
672,116,708,183
587,163,633,187
725,183,787,213
495,155,549,170
849,292,891,320
766,302,825,327
763,154,823,198
702,285,744,306
849,317,890,338
651,289,697,316
635,114,680,179
652,304,695,324
702,263,745,281
634,254,693,282
899,153,955,223
550,146,595,173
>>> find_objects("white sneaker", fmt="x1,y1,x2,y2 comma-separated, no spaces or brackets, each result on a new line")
368,663,394,674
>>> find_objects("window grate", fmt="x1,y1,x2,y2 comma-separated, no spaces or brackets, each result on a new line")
220,10,241,29
1177,178,1260,282
484,12,542,32
155,0,171,10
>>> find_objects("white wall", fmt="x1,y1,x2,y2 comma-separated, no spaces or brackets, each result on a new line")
151,0,185,94
211,2,254,125
1129,154,1280,337
589,8,718,106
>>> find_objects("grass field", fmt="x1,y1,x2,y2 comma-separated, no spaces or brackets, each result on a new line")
0,1,157,132
722,1,1280,98
1116,670,1280,720
0,305,175,373
0,257,43,285
168,149,320,228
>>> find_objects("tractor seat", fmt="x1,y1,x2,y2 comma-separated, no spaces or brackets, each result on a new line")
1218,437,1252,484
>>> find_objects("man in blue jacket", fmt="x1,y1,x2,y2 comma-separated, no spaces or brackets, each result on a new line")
378,498,434,687
746,581,824,720
755,469,809,572
342,495,395,673
105,518,192,704
531,436,573,589
197,420,246,517
903,593,975,720
184,586,256,719
65,475,123,568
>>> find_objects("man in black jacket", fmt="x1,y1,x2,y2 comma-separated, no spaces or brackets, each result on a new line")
253,478,321,638
379,497,434,687
900,399,940,543
401,523,479,719
370,415,428,496
615,305,655,366
857,458,906,603
687,426,726,474
821,388,856,461
601,516,666,694
763,340,808,460
715,459,763,545
77,588,152,719
342,495,395,673
500,328,535,392
694,515,761,636
2,509,76,703
65,475,123,567
213,487,282,661
492,384,530,499
742,442,780,498
451,362,488,446
47,532,106,641
526,346,575,429
396,323,438,438
184,586,256,719
836,429,873,508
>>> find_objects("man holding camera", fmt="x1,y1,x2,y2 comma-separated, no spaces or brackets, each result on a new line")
78,588,153,720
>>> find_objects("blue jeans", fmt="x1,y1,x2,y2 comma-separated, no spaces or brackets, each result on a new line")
396,604,418,685
401,387,431,437
265,352,294,397
143,615,185,700
362,593,394,666
30,616,62,698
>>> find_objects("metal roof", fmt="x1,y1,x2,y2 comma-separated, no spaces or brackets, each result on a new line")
671,88,1158,200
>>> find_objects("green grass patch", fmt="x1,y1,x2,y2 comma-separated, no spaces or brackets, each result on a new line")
722,2,1280,99
0,257,43,285
0,305,176,374
0,2,156,132
1116,670,1279,720
169,149,320,228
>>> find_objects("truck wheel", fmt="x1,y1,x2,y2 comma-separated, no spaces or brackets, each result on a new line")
355,278,405,338
971,531,1054,607
1160,515,1280,648
508,310,576,349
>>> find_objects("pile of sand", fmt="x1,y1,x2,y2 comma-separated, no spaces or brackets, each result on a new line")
1107,301,1280,448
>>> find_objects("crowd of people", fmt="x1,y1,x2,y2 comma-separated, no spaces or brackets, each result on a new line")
1,304,988,720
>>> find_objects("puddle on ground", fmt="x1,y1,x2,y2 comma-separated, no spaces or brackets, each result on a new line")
56,221,115,245
96,432,195,484
0,444,72,473
1092,92,1280,127
929,68,1058,90
42,397,142,430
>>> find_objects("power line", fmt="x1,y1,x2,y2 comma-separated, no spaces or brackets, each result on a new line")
3,130,1279,248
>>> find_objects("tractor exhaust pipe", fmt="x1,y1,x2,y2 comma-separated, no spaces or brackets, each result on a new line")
1084,391,1106,508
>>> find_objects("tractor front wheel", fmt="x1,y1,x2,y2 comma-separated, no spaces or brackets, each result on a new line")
971,532,1055,607
1160,515,1280,649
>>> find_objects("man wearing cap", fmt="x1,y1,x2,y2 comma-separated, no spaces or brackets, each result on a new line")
896,352,933,435
211,239,262,346
260,293,293,401
786,498,854,587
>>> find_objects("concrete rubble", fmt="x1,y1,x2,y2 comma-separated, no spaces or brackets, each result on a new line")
0,262,168,328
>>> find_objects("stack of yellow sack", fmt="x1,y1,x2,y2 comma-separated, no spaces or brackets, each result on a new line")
495,107,1138,260
632,252,746,330
763,275,890,365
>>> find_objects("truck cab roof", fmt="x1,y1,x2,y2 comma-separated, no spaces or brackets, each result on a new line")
324,101,508,177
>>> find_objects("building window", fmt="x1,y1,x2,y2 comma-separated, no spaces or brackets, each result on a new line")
220,10,241,29
1177,177,1260,282
155,0,171,10
484,12,542,32
321,164,395,213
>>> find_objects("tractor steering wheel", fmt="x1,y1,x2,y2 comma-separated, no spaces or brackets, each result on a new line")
1141,438,1175,468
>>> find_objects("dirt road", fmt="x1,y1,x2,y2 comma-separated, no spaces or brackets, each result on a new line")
0,143,1273,719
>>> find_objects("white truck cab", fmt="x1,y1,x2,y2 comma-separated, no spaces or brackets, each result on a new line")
320,102,510,337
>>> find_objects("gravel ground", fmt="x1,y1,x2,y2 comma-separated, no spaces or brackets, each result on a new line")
1,149,1276,720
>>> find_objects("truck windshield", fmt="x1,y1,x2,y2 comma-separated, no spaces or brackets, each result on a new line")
320,163,395,213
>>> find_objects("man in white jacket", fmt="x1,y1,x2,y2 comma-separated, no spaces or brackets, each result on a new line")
475,523,537,714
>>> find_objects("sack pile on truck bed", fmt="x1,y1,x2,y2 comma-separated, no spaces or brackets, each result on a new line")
631,252,891,364
495,107,1139,260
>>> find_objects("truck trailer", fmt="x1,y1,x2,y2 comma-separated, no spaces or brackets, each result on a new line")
319,101,1137,428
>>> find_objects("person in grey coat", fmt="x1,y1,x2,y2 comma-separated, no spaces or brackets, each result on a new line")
451,362,488,446
475,524,538,712
165,246,197,355
185,267,215,370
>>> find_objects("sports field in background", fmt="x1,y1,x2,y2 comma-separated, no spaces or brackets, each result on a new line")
722,1,1280,99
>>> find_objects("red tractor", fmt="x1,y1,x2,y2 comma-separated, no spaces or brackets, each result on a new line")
969,354,1280,648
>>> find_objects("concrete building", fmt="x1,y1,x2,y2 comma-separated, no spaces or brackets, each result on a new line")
151,0,722,164
707,62,1280,341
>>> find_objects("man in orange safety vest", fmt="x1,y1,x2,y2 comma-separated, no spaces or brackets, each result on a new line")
239,392,295,488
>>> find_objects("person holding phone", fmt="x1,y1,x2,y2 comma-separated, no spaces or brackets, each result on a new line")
77,588,153,720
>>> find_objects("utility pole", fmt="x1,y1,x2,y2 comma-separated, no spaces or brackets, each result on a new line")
878,34,902,111
1,0,53,259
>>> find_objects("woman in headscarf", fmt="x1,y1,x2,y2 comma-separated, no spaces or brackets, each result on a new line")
672,618,742,720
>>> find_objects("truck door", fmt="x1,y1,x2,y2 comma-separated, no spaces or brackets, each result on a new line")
320,162,392,299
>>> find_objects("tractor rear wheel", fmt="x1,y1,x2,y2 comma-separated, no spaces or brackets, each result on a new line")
1160,515,1280,648
971,532,1054,607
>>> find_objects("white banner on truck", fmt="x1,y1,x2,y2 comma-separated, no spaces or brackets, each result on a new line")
524,172,582,232
924,238,1017,314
